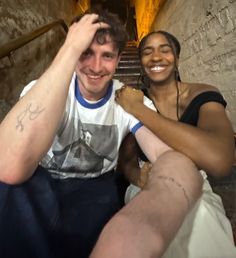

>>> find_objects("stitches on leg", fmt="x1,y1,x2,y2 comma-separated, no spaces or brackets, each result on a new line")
157,175,190,209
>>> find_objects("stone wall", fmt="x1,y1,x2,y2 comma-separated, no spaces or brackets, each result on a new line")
152,0,236,130
134,0,165,41
0,0,78,121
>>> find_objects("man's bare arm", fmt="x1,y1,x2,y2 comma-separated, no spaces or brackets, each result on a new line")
0,14,108,184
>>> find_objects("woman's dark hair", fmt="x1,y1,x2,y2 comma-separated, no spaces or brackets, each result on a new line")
138,31,181,82
138,30,182,120
71,9,128,55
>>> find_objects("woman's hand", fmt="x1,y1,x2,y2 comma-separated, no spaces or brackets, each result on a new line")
115,86,144,114
137,162,152,189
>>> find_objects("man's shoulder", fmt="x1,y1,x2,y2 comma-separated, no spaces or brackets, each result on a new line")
112,79,124,90
143,95,156,111
20,80,38,98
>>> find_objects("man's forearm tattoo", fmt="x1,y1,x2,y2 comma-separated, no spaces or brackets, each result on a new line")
157,175,190,208
16,103,45,132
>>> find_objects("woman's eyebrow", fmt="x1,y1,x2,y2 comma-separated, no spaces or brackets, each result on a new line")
142,46,153,51
142,43,171,50
159,43,171,48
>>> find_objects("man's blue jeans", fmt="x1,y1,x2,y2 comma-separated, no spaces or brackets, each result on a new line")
0,166,126,258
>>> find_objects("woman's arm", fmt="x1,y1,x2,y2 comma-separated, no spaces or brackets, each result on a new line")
116,87,235,177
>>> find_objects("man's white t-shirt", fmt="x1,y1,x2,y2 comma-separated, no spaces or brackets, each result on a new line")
20,74,154,179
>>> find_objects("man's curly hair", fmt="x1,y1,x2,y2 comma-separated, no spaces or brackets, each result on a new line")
71,9,128,55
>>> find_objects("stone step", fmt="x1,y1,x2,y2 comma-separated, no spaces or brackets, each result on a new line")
209,165,236,243
116,64,140,69
122,52,138,56
122,49,138,54
114,72,140,77
116,67,140,74
118,59,140,65
114,73,140,79
120,55,139,60
115,43,141,87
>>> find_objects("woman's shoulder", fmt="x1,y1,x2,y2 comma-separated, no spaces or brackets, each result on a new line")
186,82,219,97
181,82,225,110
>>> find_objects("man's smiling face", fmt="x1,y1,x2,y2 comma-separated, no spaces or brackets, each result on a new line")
76,36,120,101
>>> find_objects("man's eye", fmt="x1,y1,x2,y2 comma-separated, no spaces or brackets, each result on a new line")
81,51,91,58
104,54,114,59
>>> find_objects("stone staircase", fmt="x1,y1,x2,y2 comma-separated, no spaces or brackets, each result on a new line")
114,41,141,88
209,162,236,243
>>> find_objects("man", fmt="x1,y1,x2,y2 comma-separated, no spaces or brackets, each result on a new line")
0,9,202,258
0,9,167,258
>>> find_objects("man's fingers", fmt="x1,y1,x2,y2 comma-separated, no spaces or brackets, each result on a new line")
77,14,110,29
96,21,110,29
115,90,120,99
83,13,99,22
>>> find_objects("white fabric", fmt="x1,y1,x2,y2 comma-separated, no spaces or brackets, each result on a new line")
20,74,148,179
125,171,236,258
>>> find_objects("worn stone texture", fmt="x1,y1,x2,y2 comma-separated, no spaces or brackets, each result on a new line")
134,0,165,41
0,0,77,121
152,0,236,131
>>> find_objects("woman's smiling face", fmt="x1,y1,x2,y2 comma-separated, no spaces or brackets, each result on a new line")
140,33,178,84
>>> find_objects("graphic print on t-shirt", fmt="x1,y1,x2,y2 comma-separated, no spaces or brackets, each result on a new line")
45,121,119,177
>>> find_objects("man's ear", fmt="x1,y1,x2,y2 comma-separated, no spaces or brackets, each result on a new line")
117,54,121,65
114,54,120,68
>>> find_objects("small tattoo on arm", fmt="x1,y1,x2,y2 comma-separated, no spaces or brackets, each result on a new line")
16,103,45,132
157,175,191,208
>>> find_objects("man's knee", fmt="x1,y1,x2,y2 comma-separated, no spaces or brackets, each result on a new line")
146,150,203,208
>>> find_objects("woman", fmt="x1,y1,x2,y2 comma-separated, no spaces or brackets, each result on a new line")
115,31,236,257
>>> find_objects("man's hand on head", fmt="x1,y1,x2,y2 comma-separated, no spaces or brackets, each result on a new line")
64,14,110,58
